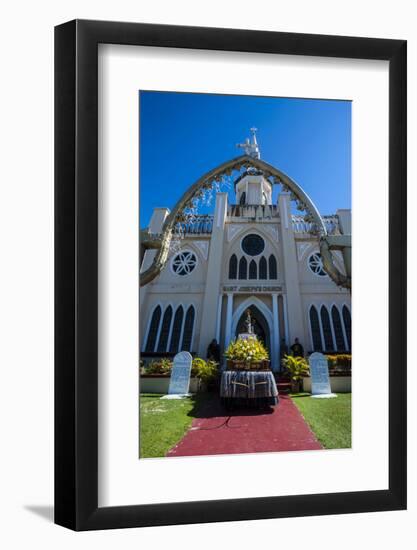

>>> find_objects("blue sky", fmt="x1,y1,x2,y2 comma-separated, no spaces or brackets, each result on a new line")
139,91,351,227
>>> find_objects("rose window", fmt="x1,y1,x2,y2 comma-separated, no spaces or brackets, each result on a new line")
172,251,197,276
241,234,265,256
308,253,327,277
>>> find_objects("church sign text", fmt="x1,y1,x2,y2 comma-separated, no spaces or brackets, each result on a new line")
223,285,282,293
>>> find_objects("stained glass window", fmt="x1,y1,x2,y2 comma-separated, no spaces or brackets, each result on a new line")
249,259,257,279
241,234,265,256
238,257,247,279
342,305,351,351
172,251,197,276
144,305,161,352
157,306,173,352
308,253,327,277
331,306,346,351
169,306,184,353
259,256,267,279
309,306,322,351
229,254,237,279
269,255,277,279
320,306,334,350
182,306,195,351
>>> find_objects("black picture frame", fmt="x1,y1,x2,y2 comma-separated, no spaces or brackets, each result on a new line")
55,19,407,531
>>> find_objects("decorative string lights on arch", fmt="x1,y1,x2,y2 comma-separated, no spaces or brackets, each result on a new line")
140,154,351,290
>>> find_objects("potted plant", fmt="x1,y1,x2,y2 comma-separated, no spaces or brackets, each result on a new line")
224,339,269,370
144,358,173,375
191,358,219,391
281,354,309,392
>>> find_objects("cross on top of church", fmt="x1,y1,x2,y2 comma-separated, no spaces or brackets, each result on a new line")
236,127,261,159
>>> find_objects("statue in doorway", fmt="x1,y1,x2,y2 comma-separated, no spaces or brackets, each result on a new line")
244,308,255,335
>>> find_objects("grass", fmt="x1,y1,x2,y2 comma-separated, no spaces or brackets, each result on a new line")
290,392,351,449
139,394,196,458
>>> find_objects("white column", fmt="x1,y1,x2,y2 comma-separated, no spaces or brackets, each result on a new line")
278,194,305,350
283,293,290,344
224,293,234,350
272,293,280,372
197,193,228,358
215,294,223,343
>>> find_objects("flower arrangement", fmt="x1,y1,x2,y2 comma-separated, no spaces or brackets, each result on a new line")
224,338,269,364
191,358,218,383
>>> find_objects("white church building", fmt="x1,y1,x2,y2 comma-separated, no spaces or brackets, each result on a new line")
140,134,351,371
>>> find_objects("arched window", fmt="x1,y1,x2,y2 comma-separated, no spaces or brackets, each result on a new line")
342,305,351,350
269,255,277,279
309,306,322,351
182,306,195,351
259,256,267,279
157,306,173,352
249,259,257,279
239,192,246,205
320,306,334,351
169,306,184,353
144,305,161,352
331,306,346,351
238,257,247,279
228,254,237,279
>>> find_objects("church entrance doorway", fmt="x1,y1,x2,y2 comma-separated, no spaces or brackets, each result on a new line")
235,305,271,357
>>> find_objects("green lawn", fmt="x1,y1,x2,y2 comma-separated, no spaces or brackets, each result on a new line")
139,394,196,458
291,393,351,449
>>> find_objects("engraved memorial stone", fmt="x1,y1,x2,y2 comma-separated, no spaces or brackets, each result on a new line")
161,351,193,399
309,352,336,398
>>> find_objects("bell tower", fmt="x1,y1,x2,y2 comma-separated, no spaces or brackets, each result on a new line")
235,129,272,205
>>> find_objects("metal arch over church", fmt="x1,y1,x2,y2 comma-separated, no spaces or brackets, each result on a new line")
140,131,351,289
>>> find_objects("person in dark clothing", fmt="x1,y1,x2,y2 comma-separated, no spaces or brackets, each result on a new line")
290,338,304,358
207,339,220,363
280,338,289,360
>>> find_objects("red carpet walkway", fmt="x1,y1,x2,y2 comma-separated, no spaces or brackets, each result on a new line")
166,394,322,457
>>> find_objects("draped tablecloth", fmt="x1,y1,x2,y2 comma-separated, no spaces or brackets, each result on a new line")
220,370,279,408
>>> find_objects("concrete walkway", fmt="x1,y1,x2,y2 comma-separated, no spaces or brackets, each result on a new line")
166,394,322,457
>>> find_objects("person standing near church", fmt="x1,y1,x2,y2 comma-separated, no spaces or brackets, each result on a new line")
207,339,220,363
290,338,304,358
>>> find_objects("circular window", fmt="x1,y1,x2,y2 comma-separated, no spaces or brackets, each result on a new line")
172,251,197,276
308,253,327,277
241,234,265,256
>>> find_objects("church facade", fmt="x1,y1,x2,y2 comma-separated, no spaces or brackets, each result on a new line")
140,138,351,371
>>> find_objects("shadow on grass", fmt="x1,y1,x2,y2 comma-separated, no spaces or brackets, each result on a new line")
186,391,275,419
289,392,312,399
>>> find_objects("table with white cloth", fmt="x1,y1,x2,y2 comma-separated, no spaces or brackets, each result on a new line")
220,370,279,409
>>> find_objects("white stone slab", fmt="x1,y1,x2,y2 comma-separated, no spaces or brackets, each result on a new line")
309,352,335,397
166,351,192,396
